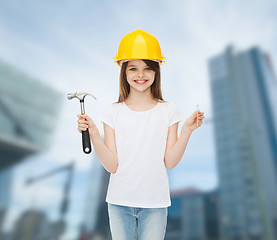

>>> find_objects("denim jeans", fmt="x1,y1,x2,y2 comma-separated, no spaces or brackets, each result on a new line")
107,203,168,240
108,203,168,240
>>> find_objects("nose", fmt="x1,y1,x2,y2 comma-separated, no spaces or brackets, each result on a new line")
137,69,145,78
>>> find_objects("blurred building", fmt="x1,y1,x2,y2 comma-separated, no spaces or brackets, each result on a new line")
80,136,111,240
11,209,50,240
0,168,12,233
0,59,62,235
208,46,277,240
166,187,219,240
0,59,62,170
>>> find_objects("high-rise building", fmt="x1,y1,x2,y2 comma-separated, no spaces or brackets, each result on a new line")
208,46,277,240
0,59,62,236
0,59,62,170
166,187,219,240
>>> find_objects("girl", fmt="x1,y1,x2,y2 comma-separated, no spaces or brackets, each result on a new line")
77,29,204,240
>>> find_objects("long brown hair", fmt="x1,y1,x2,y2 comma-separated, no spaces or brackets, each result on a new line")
115,59,165,103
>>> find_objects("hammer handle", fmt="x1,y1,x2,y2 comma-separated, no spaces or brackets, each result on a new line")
82,129,92,154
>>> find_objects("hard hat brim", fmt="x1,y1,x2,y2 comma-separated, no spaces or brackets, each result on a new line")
114,59,166,67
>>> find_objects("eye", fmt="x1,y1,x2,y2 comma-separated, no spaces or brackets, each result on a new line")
130,68,136,71
145,67,151,70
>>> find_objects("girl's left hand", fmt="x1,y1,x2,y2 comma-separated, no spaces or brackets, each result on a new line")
183,110,205,132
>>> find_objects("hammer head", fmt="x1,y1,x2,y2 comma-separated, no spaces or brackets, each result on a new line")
67,91,97,101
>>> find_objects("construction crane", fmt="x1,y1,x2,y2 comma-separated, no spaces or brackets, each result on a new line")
25,161,75,238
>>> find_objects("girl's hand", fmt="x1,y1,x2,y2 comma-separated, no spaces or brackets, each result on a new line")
77,114,99,138
182,110,205,132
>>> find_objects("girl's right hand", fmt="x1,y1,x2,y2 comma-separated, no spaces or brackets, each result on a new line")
77,114,99,138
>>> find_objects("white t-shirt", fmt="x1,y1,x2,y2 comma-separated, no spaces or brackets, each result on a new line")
101,100,182,208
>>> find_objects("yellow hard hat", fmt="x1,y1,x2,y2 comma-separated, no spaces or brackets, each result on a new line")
113,29,166,67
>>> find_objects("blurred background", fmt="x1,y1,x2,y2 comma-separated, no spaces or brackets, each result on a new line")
0,0,276,240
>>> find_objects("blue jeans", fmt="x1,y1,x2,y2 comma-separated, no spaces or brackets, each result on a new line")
107,203,168,240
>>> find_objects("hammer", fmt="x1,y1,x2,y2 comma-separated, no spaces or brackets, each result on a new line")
67,92,97,154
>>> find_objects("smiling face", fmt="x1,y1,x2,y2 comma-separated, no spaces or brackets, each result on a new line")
126,59,155,93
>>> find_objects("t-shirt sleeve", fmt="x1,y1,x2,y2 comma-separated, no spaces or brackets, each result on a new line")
101,105,115,129
169,103,182,127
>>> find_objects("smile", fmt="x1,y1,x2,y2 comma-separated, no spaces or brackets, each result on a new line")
134,80,148,84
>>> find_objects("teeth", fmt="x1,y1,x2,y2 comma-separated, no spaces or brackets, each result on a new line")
136,80,147,83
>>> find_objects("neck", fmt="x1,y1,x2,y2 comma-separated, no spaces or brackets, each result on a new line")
125,88,157,105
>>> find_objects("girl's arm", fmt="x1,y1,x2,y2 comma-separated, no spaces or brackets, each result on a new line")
91,126,119,174
164,124,192,169
78,114,118,174
164,110,205,169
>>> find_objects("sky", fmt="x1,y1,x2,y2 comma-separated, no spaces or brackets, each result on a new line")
0,0,276,239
